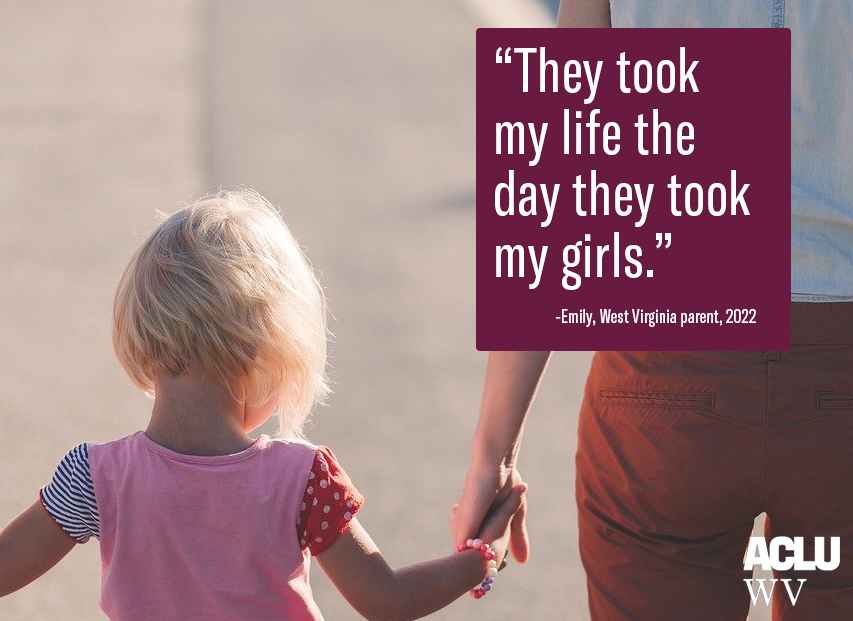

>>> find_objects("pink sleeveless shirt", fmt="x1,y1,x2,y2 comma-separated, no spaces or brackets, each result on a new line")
88,432,324,620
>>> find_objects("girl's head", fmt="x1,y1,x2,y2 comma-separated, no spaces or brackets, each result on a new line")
113,189,328,436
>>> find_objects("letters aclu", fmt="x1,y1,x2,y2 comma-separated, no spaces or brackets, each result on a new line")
743,536,840,607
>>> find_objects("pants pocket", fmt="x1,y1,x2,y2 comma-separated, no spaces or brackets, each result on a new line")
815,390,853,410
600,389,715,411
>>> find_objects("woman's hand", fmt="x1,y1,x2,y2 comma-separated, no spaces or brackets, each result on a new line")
452,459,530,563
471,482,528,565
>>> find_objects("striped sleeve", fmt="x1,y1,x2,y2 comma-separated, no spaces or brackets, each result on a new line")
40,443,100,543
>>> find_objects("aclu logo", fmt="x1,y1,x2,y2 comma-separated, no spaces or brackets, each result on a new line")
743,536,840,606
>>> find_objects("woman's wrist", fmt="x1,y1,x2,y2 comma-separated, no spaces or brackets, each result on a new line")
471,430,516,471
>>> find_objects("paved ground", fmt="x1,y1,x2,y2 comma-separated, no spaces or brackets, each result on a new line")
0,3,769,620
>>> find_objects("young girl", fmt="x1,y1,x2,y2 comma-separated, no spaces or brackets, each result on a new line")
0,190,524,620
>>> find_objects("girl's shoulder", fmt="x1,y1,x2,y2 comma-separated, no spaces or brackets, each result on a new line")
257,435,320,467
262,435,318,453
84,431,148,460
261,438,354,483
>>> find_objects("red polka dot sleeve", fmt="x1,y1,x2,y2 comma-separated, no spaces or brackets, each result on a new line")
296,447,364,555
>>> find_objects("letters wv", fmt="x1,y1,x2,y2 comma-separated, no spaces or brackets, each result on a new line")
742,537,841,608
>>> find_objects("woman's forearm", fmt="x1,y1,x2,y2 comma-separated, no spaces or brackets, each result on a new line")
473,351,551,467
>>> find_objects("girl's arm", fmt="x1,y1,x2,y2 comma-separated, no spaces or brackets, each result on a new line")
0,500,75,597
317,486,524,621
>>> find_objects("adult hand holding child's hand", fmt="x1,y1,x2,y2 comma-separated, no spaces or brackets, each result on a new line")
452,351,550,565
452,462,530,564
467,481,528,566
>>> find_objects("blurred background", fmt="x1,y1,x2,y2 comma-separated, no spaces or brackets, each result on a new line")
0,2,769,620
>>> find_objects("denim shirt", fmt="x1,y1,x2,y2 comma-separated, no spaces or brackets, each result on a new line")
609,1,853,300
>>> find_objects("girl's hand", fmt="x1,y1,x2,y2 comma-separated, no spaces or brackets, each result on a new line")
452,462,530,563
471,483,527,565
319,489,523,621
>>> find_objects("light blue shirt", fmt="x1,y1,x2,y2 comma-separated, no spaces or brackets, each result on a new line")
609,1,853,300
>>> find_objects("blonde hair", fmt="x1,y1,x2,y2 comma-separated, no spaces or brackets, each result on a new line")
113,188,328,436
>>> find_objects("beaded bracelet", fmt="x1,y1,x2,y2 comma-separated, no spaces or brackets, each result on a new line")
458,538,499,599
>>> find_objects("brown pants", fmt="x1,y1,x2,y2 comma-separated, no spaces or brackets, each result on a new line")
577,303,853,620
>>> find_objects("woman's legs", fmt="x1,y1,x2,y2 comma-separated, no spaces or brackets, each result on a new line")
576,350,766,620
576,304,853,620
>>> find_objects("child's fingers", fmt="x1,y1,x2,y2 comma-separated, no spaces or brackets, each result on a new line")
453,480,500,549
509,494,530,563
478,484,526,544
